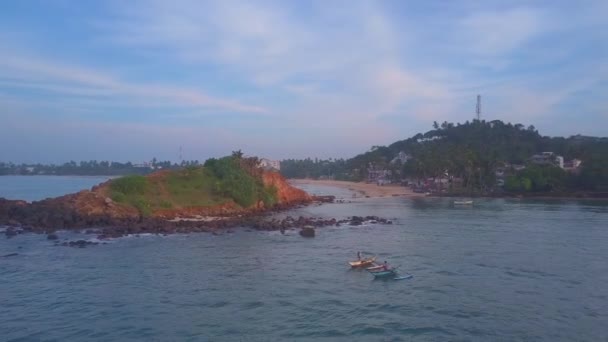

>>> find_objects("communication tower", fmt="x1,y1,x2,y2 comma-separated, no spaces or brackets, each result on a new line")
476,94,481,121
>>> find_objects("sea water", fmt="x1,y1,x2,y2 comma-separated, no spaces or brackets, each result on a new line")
1,177,607,341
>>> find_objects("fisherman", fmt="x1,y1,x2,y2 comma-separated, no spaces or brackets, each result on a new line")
382,261,389,271
357,251,362,260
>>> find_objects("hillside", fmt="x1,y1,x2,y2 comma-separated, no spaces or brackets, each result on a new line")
281,120,608,194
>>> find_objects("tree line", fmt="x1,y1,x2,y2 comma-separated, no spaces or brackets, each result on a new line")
0,159,202,176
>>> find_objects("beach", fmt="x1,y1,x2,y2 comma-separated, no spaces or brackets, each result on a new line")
289,179,422,198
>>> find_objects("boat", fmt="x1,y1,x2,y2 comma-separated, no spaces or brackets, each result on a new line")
366,264,384,271
368,269,397,278
348,256,376,268
454,200,473,205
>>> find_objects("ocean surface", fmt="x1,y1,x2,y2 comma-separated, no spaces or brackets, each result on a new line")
1,176,608,341
0,175,113,202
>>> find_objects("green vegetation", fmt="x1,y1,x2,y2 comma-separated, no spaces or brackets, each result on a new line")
280,158,351,180
281,120,608,194
109,175,152,216
504,165,567,192
110,175,148,195
108,154,279,216
204,155,277,207
165,167,222,207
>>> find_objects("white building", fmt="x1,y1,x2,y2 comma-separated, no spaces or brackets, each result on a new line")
530,152,564,168
259,158,280,171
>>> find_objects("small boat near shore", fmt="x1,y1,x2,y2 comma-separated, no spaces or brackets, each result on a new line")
348,256,376,268
454,200,473,205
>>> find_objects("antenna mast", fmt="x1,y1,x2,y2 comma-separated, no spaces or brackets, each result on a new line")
476,94,481,121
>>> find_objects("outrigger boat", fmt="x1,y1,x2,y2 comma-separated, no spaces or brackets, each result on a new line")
368,268,397,278
348,256,377,268
366,264,385,272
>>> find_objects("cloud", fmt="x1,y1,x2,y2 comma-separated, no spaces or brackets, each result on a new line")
460,7,545,56
102,0,607,135
0,54,267,115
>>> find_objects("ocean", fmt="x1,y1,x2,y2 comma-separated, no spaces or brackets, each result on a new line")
1,176,607,341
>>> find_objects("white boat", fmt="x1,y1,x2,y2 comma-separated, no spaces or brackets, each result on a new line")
454,200,473,205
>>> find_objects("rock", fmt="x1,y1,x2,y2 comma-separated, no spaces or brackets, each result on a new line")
47,233,59,240
5,227,17,238
299,226,315,238
350,217,363,226
68,240,89,248
312,195,335,203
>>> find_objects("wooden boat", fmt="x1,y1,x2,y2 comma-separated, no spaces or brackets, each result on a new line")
348,256,376,268
454,200,473,205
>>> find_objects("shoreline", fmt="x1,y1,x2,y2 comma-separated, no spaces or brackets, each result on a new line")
289,179,424,198
289,179,608,201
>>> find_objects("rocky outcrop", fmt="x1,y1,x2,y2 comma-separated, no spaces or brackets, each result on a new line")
0,165,400,245
0,170,313,231
262,172,311,205
299,226,315,237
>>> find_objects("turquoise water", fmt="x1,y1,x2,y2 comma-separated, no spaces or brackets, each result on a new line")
1,177,608,341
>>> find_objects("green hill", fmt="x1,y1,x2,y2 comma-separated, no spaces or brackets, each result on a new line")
281,120,608,194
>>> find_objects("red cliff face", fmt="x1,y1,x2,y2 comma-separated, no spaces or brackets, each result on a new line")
261,171,311,205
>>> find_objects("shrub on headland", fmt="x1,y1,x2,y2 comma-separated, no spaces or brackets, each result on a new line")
110,175,148,195
204,156,277,207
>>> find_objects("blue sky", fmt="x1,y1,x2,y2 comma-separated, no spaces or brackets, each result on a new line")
1,0,607,163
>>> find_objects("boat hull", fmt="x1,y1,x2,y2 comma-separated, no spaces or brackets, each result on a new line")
349,257,376,268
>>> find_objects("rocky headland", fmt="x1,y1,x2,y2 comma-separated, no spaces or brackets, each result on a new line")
0,157,393,245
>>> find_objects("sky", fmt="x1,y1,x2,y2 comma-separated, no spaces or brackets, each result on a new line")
1,0,607,163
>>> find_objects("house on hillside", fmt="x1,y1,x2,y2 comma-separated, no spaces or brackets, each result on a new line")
530,152,564,168
259,158,280,171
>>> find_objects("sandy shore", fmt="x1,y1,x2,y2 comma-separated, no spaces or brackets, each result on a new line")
289,179,422,198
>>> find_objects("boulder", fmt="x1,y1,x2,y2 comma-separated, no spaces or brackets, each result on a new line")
5,227,17,238
47,233,59,240
299,226,315,238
